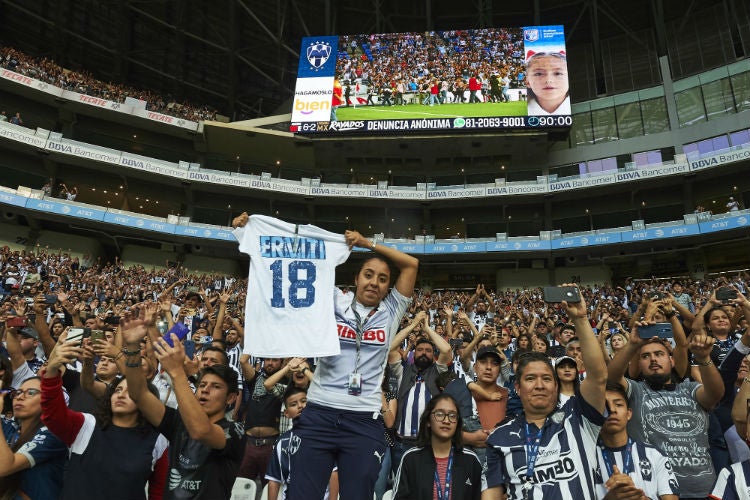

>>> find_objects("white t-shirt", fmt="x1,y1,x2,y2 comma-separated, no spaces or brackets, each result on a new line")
527,95,571,115
234,215,350,357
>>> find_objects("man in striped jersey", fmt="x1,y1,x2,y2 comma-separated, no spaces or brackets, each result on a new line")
389,314,453,476
483,285,607,500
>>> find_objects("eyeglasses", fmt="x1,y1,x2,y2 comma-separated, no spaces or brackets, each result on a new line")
12,388,41,399
431,410,458,423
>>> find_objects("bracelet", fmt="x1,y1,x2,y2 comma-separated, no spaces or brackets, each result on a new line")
371,241,376,251
122,347,141,357
696,359,713,367
664,310,676,318
124,360,141,368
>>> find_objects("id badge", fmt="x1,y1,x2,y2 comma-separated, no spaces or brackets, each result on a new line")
347,372,362,395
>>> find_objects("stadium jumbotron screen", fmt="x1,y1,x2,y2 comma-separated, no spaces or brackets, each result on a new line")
289,26,571,135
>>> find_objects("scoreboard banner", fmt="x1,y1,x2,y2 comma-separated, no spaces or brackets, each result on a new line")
290,26,572,135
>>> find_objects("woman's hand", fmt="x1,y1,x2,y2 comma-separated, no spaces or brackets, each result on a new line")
344,230,372,250
232,212,249,228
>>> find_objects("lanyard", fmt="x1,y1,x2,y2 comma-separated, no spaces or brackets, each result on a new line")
434,447,454,500
524,422,544,483
598,438,633,476
350,295,378,373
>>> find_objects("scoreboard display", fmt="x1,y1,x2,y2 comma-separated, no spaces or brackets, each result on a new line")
289,26,571,135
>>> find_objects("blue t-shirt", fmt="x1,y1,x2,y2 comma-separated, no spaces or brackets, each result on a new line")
2,417,66,500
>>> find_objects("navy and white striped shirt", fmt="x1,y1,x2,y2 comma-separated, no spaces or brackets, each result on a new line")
711,460,750,500
594,439,679,499
485,395,605,500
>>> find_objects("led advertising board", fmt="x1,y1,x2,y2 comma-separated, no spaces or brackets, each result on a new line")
290,26,571,135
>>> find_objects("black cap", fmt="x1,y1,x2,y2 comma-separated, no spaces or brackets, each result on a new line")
19,326,39,340
476,346,502,362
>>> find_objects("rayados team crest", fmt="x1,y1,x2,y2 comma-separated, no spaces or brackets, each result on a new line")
306,41,332,70
524,29,539,42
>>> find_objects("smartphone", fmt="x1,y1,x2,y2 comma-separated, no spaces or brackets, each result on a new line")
66,327,91,346
44,294,58,305
89,330,106,342
717,287,738,303
649,291,664,301
6,316,27,328
56,312,65,319
543,286,581,303
637,322,673,339
104,316,120,325
183,340,196,359
162,322,189,347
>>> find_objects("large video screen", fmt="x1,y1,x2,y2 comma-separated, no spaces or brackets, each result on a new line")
289,26,571,135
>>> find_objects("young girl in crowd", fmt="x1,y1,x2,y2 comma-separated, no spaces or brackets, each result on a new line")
393,393,484,499
0,376,66,499
40,334,168,500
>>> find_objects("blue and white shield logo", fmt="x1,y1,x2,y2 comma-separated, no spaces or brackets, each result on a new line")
306,42,331,69
524,29,539,42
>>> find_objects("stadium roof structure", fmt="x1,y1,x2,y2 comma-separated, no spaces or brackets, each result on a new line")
0,0,738,120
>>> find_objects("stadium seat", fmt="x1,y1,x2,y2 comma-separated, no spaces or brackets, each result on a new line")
230,477,257,500
259,482,268,500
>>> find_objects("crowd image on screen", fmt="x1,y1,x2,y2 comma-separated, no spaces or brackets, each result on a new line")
334,29,526,106
2,238,750,498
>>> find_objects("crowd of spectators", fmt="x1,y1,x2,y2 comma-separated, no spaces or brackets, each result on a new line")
2,240,750,498
1,47,218,122
335,29,525,105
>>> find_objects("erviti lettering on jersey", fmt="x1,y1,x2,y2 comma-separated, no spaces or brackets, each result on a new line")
259,235,326,259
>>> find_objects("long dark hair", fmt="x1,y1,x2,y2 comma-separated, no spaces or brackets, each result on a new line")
0,377,43,499
415,393,464,451
0,357,12,415
97,376,159,433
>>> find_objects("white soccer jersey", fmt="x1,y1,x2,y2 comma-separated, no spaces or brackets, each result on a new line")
234,215,350,357
594,440,679,499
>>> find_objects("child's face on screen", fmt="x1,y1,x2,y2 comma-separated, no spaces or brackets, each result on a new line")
527,55,569,109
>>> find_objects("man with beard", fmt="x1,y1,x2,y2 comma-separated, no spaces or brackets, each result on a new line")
388,312,452,475
237,357,283,486
466,283,495,331
608,331,723,499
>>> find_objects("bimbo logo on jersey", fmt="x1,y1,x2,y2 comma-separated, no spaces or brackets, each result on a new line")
337,324,386,344
259,235,326,259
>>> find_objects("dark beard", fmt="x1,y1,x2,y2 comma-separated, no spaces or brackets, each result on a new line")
643,373,672,390
414,355,432,370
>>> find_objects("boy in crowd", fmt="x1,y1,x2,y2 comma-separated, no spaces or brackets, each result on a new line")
121,316,245,499
595,382,679,500
265,386,338,500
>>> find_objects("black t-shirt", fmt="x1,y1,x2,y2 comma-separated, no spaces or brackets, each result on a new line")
158,407,245,500
243,373,282,430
